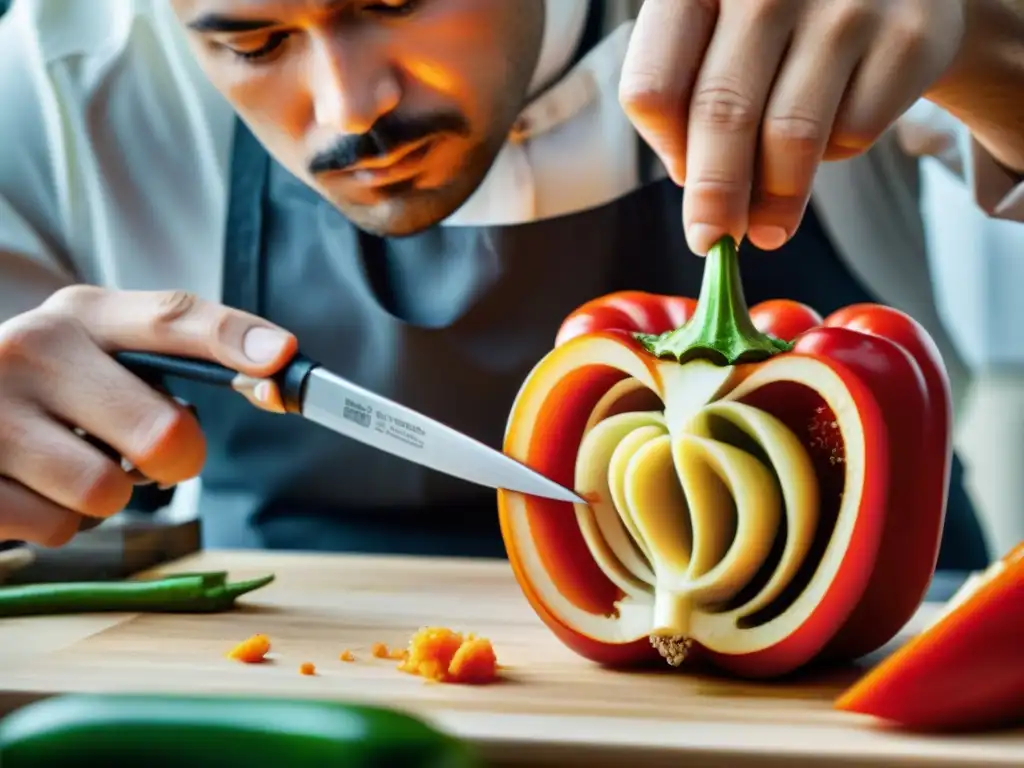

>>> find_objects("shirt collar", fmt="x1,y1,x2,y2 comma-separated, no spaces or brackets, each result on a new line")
527,0,592,98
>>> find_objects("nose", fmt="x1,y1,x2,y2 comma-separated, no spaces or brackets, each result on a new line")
308,35,401,135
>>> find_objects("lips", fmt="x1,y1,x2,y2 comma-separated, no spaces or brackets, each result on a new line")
340,138,436,188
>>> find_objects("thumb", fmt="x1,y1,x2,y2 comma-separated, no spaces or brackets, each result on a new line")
43,286,298,377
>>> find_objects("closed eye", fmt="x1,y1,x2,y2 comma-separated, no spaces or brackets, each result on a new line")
227,31,290,62
363,0,421,17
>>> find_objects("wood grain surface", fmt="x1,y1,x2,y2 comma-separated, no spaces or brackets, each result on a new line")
0,550,1020,768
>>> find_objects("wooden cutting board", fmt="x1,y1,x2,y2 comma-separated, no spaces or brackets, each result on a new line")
0,550,1020,768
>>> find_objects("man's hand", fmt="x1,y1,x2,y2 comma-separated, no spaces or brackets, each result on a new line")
620,0,966,255
0,286,297,547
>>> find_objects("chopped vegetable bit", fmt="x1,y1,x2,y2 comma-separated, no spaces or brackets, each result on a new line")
299,662,316,676
226,633,271,663
338,650,355,662
369,642,408,661
398,627,499,684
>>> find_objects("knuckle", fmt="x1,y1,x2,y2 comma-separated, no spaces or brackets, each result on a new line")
148,290,200,333
821,0,880,42
690,80,760,133
42,284,104,316
72,458,131,519
886,10,930,59
618,70,685,120
0,408,32,462
747,0,792,23
763,113,829,153
0,311,77,365
687,168,752,197
209,305,240,346
829,119,881,155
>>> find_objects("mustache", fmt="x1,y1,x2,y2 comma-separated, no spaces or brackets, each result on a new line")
307,111,471,175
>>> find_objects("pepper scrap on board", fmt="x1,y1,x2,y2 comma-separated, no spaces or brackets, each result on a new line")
497,235,951,679
227,633,271,663
398,627,499,684
224,629,500,685
835,541,1024,732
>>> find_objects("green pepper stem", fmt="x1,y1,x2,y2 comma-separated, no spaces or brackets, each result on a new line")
636,236,791,365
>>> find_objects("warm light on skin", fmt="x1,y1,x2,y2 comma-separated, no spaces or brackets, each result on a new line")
169,0,544,236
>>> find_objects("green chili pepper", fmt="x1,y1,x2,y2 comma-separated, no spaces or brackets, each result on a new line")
0,694,479,768
0,572,274,617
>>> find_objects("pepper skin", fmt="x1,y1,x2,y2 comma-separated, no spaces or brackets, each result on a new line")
0,694,479,768
498,236,948,679
835,542,1024,732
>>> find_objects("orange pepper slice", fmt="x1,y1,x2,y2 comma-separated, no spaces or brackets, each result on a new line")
226,633,271,663
835,542,1024,731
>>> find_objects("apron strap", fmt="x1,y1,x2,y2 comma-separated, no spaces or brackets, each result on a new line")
222,118,271,314
125,120,270,515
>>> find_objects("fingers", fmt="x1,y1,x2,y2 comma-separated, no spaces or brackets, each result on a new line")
0,403,134,526
0,284,297,548
827,2,958,160
0,311,208,488
681,1,797,254
619,0,718,185
46,357,206,488
620,0,959,255
748,5,873,249
0,478,81,548
41,286,299,378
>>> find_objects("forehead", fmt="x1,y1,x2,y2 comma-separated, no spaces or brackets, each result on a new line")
170,0,357,22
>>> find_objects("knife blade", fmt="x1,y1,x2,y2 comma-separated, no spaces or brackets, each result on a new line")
105,351,587,505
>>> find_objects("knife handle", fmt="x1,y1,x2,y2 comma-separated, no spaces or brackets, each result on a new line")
112,351,319,413
75,351,318,532
112,351,239,388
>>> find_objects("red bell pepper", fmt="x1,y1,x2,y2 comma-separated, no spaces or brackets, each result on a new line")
497,236,950,678
835,541,1024,732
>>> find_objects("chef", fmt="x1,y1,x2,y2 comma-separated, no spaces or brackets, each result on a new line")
0,0,1021,567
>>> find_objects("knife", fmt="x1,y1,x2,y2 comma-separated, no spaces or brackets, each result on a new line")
98,350,587,506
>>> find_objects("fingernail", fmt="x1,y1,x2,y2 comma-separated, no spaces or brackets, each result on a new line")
748,225,789,251
253,381,272,403
243,327,291,364
686,224,726,256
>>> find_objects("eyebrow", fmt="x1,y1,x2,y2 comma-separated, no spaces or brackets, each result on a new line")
186,14,279,32
186,1,350,33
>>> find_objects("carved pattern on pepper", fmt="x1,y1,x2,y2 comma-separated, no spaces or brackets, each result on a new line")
575,390,822,664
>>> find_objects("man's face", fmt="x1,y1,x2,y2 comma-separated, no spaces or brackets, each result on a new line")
170,0,544,236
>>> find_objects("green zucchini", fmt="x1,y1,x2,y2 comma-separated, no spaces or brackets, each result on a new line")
0,694,479,767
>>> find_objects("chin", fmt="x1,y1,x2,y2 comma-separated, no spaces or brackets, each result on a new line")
319,138,501,238
327,178,477,238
